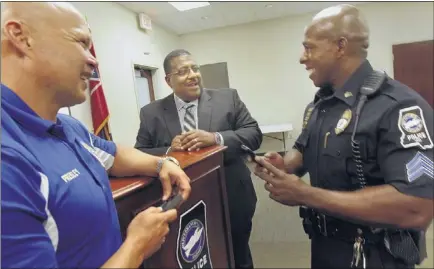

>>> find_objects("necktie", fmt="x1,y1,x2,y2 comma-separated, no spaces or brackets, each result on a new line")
183,103,196,132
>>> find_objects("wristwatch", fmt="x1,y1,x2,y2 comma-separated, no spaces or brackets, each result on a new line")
156,156,180,173
214,132,222,145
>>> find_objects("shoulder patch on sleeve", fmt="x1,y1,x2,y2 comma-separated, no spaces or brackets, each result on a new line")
302,103,315,130
406,152,433,183
398,106,433,150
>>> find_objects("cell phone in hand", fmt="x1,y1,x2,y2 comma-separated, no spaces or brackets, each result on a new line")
241,144,261,165
160,193,183,211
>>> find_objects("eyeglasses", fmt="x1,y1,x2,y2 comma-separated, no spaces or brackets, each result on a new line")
168,65,200,77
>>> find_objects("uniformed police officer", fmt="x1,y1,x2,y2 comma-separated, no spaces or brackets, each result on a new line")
254,4,433,269
1,2,191,268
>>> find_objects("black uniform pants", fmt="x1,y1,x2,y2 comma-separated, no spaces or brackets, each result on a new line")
227,187,256,269
311,235,413,269
226,177,256,269
230,217,254,269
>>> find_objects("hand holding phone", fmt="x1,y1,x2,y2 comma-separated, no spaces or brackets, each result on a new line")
241,144,261,165
160,193,183,211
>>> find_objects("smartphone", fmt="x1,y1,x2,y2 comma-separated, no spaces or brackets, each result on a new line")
241,144,261,164
160,193,183,211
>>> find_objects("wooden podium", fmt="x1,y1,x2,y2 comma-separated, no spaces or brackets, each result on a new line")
110,145,234,268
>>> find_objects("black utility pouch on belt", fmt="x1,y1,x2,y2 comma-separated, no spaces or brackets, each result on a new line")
299,206,314,239
383,229,427,265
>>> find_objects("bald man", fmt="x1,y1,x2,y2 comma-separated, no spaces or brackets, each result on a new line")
253,4,433,269
1,2,191,268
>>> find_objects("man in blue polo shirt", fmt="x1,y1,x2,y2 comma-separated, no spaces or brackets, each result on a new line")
1,2,191,268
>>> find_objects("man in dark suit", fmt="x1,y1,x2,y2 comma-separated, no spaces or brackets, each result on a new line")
135,49,262,269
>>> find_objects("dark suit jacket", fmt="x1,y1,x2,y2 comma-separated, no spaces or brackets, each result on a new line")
134,88,263,225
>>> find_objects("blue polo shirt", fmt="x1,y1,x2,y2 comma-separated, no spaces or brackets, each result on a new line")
1,84,122,268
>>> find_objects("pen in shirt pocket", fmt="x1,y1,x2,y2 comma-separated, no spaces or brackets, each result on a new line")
324,132,330,148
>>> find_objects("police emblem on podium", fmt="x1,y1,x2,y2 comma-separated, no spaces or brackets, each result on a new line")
176,200,213,269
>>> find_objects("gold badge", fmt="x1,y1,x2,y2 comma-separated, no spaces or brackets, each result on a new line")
302,107,314,129
335,109,352,135
344,91,353,98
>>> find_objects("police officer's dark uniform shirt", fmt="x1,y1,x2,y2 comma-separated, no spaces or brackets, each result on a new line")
294,60,433,198
293,60,433,267
1,84,122,268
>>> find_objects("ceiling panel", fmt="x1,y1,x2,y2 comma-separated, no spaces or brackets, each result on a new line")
117,1,365,35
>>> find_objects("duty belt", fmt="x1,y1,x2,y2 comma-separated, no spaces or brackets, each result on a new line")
299,206,382,244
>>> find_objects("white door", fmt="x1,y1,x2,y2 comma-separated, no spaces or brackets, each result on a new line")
134,70,151,113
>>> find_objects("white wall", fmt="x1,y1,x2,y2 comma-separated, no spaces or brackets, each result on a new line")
180,2,434,153
70,2,180,146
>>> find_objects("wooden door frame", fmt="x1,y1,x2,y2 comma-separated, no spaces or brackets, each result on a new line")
131,64,158,117
138,69,156,102
133,64,156,102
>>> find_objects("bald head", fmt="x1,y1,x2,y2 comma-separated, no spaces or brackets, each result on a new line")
1,2,88,60
306,4,369,57
1,2,85,41
299,5,371,89
1,2,97,114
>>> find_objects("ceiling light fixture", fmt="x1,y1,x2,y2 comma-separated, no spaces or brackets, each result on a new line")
265,4,273,8
169,2,210,12
201,16,209,20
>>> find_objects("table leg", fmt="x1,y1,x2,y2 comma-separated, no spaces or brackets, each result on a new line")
282,132,286,154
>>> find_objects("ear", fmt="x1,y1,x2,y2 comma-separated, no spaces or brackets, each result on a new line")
165,75,171,86
3,20,33,56
336,37,348,58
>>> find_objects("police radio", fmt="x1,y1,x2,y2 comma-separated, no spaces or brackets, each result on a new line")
351,70,387,189
352,71,426,267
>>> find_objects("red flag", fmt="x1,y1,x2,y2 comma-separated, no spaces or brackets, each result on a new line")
88,43,112,141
